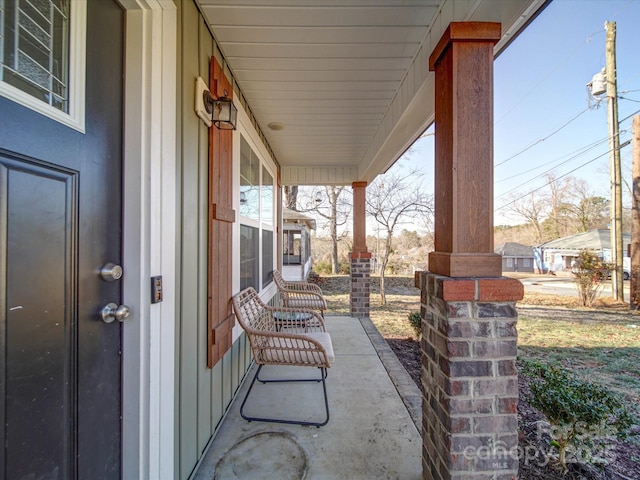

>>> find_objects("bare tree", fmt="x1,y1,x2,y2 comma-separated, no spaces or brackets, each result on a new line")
545,173,573,238
504,190,549,243
366,169,433,304
566,179,609,232
284,185,298,210
299,186,351,274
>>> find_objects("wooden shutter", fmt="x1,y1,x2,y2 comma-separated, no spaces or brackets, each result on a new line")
207,57,235,368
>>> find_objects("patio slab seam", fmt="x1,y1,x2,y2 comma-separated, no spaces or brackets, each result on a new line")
357,316,422,433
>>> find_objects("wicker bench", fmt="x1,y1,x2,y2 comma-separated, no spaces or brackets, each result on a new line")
232,287,335,427
273,269,327,317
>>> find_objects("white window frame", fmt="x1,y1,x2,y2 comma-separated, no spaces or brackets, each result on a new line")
0,0,87,132
234,106,278,314
238,132,276,292
261,164,275,287
261,164,275,229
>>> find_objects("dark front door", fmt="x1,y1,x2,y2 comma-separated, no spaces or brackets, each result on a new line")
0,1,124,478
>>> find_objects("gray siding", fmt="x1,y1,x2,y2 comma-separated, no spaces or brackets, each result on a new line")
501,257,535,273
176,1,251,478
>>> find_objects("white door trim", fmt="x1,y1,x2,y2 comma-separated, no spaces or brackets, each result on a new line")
120,2,177,479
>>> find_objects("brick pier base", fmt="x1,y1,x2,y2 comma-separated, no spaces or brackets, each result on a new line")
350,253,371,317
415,272,524,480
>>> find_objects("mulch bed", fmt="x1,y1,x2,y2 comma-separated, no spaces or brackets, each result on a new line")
386,337,640,480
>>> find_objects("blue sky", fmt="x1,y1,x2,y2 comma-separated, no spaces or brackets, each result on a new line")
405,0,640,225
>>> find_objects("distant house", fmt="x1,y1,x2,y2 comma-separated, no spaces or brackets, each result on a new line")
534,229,631,274
282,208,316,281
494,242,535,273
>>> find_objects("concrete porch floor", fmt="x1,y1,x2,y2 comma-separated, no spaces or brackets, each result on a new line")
193,316,423,480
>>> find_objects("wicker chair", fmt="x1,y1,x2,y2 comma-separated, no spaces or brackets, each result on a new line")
273,269,327,317
232,287,335,427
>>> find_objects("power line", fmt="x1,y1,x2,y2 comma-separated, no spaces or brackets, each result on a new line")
494,136,615,201
495,110,640,197
495,149,610,212
495,135,610,184
495,137,635,213
619,107,640,123
495,107,590,167
619,96,640,103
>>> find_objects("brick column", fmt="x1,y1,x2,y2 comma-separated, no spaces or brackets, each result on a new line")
416,271,523,480
350,253,371,318
350,181,370,317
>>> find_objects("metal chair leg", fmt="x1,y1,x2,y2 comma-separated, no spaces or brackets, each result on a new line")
240,365,330,427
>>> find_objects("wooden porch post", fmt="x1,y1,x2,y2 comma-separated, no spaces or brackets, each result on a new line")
428,22,502,278
352,181,368,255
350,181,371,317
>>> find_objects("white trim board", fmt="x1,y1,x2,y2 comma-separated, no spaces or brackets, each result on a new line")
120,2,177,479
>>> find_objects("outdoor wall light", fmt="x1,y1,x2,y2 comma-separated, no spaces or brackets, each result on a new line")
212,89,237,130
240,191,247,204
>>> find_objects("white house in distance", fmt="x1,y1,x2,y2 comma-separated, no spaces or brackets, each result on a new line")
282,207,316,282
534,229,631,275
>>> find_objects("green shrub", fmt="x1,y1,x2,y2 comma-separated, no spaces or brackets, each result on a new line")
407,311,422,339
314,262,332,275
571,250,612,307
521,359,634,468
338,261,350,275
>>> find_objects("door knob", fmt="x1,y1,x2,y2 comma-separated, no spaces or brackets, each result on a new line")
101,303,131,323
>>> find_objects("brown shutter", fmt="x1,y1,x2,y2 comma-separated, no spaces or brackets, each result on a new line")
207,57,235,368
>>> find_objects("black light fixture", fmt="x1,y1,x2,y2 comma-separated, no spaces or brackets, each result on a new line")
212,89,237,130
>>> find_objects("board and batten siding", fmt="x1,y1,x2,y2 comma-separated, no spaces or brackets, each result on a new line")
176,2,253,478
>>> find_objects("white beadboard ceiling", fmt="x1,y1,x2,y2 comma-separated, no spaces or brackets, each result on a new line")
197,0,548,185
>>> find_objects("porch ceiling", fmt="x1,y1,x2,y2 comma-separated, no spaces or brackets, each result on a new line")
196,0,548,185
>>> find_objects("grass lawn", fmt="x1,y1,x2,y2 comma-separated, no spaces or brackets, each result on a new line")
321,274,640,413
518,316,640,403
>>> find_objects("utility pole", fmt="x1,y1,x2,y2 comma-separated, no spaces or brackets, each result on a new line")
631,116,640,309
606,21,624,301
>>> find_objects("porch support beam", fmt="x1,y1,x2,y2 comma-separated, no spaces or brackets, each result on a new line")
350,181,370,318
428,22,502,278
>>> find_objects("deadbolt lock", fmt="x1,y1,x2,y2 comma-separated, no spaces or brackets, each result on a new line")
100,263,123,282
